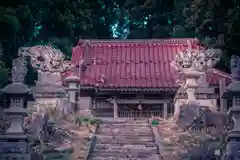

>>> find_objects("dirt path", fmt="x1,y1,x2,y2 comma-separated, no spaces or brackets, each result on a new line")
56,120,92,160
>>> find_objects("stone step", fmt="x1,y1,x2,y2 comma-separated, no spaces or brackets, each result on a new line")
90,158,152,160
99,124,150,127
97,131,152,135
96,140,155,145
97,129,152,133
92,149,158,154
96,134,153,138
98,128,152,131
98,127,151,131
89,121,158,160
89,151,155,158
94,143,158,149
99,123,150,126
96,135,155,140
97,136,154,140
93,147,158,153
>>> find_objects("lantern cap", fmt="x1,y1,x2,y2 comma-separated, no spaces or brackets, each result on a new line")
1,82,31,95
221,81,240,99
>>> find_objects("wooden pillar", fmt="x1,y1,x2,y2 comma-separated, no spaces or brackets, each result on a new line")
113,99,118,118
219,79,227,112
163,103,168,119
92,99,96,109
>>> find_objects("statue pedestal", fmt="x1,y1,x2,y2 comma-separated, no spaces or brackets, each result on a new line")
176,69,202,118
223,131,240,159
0,107,30,160
183,69,204,103
0,135,30,160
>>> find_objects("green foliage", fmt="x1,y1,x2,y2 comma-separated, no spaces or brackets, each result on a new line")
0,0,238,89
184,0,240,70
0,14,21,32
151,119,159,126
0,61,9,88
25,59,38,85
48,37,73,59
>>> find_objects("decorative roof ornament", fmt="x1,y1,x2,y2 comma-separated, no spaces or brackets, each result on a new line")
171,40,222,73
11,56,28,83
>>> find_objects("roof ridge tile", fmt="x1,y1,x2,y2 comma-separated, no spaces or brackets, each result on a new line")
78,38,198,46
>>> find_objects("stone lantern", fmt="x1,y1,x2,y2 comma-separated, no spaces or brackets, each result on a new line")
0,57,34,160
65,75,80,103
65,75,80,114
221,55,240,159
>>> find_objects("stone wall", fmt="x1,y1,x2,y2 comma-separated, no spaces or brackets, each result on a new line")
175,98,218,112
79,97,92,110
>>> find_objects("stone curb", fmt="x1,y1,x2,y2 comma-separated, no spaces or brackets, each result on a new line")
84,123,99,160
149,119,164,160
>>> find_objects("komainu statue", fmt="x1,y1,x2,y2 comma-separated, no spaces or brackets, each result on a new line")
172,40,222,72
18,45,75,85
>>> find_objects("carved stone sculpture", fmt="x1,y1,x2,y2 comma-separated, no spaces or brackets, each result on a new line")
172,40,222,120
172,40,222,73
18,46,75,85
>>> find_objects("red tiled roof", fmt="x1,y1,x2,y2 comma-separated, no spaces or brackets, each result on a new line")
62,39,231,88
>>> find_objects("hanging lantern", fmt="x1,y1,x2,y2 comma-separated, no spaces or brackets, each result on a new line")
138,103,142,110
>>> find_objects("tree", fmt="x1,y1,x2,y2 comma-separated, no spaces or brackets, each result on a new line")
183,0,240,72
0,0,113,86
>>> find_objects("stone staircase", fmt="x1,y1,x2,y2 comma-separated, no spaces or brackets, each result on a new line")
88,119,159,160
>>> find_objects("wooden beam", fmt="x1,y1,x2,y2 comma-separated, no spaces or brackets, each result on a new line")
80,86,178,93
116,99,171,104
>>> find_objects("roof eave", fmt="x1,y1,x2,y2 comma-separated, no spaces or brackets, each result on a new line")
80,85,178,93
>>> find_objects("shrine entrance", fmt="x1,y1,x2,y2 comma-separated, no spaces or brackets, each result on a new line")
91,97,172,119
118,104,164,118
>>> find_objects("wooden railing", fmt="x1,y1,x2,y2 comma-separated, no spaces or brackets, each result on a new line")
118,111,162,118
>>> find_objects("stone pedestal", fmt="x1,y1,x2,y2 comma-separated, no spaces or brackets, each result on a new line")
183,69,203,104
173,69,202,119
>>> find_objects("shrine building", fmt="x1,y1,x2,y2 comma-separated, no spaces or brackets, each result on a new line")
62,38,231,118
